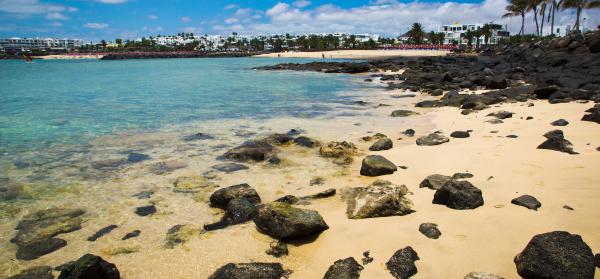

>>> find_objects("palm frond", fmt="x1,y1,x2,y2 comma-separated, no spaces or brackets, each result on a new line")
587,0,600,8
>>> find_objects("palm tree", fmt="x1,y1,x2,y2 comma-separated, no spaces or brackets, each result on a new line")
527,0,546,36
503,0,528,35
408,22,425,44
480,24,492,45
461,30,475,46
561,0,600,31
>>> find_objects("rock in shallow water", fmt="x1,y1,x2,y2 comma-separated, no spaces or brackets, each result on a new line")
209,263,286,279
12,207,85,246
433,180,484,210
16,238,67,260
211,163,249,173
88,225,118,241
293,136,320,148
386,246,419,279
344,180,414,219
204,197,256,231
127,153,150,163
121,230,140,240
416,133,449,146
369,138,393,151
222,140,276,162
165,224,200,248
419,223,441,239
324,257,363,279
57,254,120,279
511,195,542,210
209,183,261,209
134,205,156,216
514,231,595,279
253,202,329,241
181,132,214,141
173,176,216,193
8,266,54,279
360,155,397,176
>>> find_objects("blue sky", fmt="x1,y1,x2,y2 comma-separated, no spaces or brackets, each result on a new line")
0,0,597,41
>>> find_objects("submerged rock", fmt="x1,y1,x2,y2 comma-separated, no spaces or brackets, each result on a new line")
121,230,141,240
253,202,329,241
369,138,393,151
87,225,118,241
165,224,200,248
419,223,441,239
265,241,288,258
209,263,286,279
293,136,320,148
344,180,414,219
204,198,256,231
419,174,452,190
386,246,419,279
132,190,153,199
209,183,261,209
463,272,504,279
416,133,449,146
16,238,67,260
90,159,127,170
12,207,85,246
360,155,397,176
390,110,419,117
537,130,578,154
182,132,214,141
433,180,484,210
127,153,150,163
323,257,363,279
134,205,156,217
149,160,187,175
511,195,542,210
57,254,120,279
514,231,595,279
223,140,276,162
173,176,216,193
8,266,54,279
211,163,249,173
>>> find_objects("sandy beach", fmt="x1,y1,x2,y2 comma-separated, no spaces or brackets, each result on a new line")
2,75,599,278
254,49,449,60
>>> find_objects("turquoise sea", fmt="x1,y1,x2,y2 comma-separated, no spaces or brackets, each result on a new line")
0,58,370,156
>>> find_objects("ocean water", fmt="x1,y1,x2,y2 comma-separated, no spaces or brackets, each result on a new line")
0,57,369,155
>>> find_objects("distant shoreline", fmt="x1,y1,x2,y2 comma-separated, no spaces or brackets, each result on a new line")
253,49,450,60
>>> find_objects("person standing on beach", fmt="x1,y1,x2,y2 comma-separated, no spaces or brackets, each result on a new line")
322,53,325,59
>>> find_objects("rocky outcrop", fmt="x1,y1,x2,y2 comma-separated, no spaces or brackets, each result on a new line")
319,141,358,164
416,133,449,146
209,263,286,279
57,254,120,279
360,155,397,176
514,231,595,279
323,257,363,279
209,183,261,209
433,180,484,210
344,180,414,219
253,202,329,241
511,195,542,210
386,246,419,279
537,130,578,154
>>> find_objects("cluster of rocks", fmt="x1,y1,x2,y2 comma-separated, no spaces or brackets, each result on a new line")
8,253,120,279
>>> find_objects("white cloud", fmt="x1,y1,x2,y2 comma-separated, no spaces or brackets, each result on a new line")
148,14,158,20
293,0,311,8
0,0,67,14
224,4,237,10
84,22,108,29
46,12,68,20
181,16,191,22
225,17,239,24
67,6,78,12
266,2,290,17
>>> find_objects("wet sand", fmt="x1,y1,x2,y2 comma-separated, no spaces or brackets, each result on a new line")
254,49,449,60
1,75,599,278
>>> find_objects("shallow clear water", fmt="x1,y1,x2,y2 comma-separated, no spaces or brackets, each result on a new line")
0,57,367,154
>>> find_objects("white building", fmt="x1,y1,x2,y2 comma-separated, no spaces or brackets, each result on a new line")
541,25,571,37
438,23,509,45
0,37,84,52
